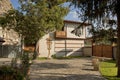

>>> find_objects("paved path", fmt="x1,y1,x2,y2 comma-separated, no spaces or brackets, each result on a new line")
29,58,107,80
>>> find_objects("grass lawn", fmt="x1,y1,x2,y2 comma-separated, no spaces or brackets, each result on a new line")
51,55,82,59
99,60,120,80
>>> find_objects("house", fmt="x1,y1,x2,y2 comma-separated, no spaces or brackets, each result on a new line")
0,0,21,58
36,20,91,58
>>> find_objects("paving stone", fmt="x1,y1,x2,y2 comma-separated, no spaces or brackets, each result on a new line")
29,58,107,80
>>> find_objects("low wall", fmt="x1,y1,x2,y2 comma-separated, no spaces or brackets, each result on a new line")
83,47,92,57
113,46,117,59
83,46,117,59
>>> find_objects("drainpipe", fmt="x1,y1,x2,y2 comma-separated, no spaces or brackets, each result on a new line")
65,38,67,57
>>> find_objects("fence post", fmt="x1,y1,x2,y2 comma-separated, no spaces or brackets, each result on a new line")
92,57,99,71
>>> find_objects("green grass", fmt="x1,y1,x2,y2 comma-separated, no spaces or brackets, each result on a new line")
51,55,81,59
99,60,120,80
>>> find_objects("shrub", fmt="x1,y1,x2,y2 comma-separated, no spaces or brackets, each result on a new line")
0,66,24,80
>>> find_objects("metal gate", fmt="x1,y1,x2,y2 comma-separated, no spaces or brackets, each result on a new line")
92,45,113,58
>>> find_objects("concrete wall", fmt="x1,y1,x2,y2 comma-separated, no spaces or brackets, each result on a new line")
83,47,92,57
113,46,117,59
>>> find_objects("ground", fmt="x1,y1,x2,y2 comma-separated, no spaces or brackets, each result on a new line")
29,58,107,80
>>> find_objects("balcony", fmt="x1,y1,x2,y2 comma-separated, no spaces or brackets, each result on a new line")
55,31,66,38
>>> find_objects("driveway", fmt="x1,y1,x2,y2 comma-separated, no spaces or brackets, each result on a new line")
29,58,106,80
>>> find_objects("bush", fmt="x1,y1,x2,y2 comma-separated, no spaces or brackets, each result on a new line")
0,66,24,80
20,52,31,77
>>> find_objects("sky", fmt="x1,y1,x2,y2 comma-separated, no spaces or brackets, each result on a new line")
10,0,80,21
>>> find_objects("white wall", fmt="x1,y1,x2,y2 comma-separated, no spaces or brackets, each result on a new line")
37,33,85,57
37,33,55,58
65,23,86,38
55,39,84,57
85,25,92,37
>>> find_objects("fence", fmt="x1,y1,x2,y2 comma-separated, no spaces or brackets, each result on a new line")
92,45,113,58
0,45,21,58
83,45,117,59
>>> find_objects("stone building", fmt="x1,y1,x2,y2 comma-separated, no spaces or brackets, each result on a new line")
0,0,12,15
0,0,21,58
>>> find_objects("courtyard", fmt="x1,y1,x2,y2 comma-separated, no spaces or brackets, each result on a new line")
29,58,106,80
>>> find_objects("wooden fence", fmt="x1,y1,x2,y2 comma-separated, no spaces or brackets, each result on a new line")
92,45,113,58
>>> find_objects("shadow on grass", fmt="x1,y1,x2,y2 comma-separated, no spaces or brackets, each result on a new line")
103,60,116,64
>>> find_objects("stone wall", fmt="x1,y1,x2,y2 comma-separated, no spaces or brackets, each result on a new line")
0,0,12,15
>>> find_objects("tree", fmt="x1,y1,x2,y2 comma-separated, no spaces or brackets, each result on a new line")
70,0,120,77
0,0,68,59
18,0,68,44
89,20,117,45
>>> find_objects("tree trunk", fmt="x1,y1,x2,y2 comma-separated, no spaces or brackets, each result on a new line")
117,0,120,77
33,42,38,60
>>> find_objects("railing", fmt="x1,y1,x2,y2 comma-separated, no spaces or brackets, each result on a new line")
55,31,66,38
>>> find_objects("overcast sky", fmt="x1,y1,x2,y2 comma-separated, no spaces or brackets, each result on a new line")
10,0,80,21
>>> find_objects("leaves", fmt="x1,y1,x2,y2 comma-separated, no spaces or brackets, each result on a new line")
0,0,68,45
70,0,118,44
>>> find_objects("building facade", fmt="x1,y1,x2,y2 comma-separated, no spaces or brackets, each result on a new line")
37,20,91,58
0,0,12,15
0,0,21,58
